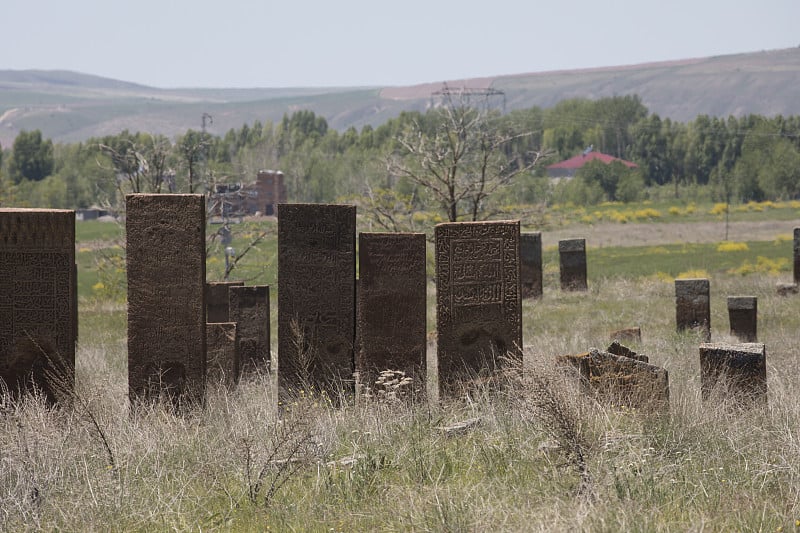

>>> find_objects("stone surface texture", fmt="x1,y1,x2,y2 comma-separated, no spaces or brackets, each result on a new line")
126,194,206,407
727,296,757,342
435,221,522,395
675,278,711,342
559,238,587,291
277,204,356,395
699,342,767,406
356,233,426,393
0,209,76,403
229,285,270,373
520,232,543,298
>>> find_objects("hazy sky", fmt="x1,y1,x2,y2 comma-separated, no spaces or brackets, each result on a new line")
4,0,799,88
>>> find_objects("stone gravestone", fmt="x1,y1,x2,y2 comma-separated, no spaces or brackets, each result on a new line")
206,281,244,323
728,296,757,342
559,238,587,291
0,209,76,403
675,278,711,342
558,348,669,411
794,227,800,284
206,322,238,386
699,342,767,406
520,232,543,299
435,221,522,396
229,285,270,374
356,233,426,397
127,194,206,408
278,204,356,398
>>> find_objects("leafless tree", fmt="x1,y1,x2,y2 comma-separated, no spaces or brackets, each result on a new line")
385,87,547,223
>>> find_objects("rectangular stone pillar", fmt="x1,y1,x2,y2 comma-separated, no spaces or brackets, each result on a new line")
206,281,244,323
277,204,355,397
206,322,238,386
229,285,270,374
126,194,206,408
356,233,426,396
435,221,522,396
699,342,766,406
728,296,757,342
559,238,587,291
0,209,76,404
794,227,800,284
675,278,711,342
520,232,543,299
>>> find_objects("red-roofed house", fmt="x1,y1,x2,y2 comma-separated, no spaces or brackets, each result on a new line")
547,150,638,178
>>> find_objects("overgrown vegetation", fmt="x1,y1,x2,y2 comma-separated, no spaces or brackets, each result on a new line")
3,208,800,530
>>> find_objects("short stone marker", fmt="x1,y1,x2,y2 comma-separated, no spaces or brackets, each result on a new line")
607,340,648,363
356,233,426,396
699,342,767,406
229,285,270,374
727,296,757,342
127,194,206,408
520,232,543,299
559,348,669,411
777,282,799,296
675,278,711,342
0,209,76,403
278,204,356,397
435,221,522,396
794,227,800,284
206,322,238,385
559,238,587,291
609,327,641,343
206,281,244,323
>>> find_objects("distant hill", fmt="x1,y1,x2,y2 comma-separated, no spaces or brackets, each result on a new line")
1,47,799,147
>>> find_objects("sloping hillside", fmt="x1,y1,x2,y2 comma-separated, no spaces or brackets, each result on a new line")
1,47,799,146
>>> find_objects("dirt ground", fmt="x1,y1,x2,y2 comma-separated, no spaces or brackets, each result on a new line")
539,219,800,248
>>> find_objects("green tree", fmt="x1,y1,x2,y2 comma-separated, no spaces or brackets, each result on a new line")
8,130,55,183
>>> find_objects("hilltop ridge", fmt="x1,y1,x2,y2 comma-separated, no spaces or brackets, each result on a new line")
1,47,799,146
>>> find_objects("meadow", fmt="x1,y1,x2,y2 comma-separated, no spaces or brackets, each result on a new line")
3,200,800,531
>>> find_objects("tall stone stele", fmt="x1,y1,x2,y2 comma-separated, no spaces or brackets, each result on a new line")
0,209,76,404
794,227,800,284
675,278,711,342
559,238,587,291
356,233,427,395
435,220,522,396
277,204,356,398
126,194,207,408
520,232,543,299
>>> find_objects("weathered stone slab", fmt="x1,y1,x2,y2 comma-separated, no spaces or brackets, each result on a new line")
206,281,244,323
206,322,238,386
277,204,355,396
777,282,799,296
728,296,757,342
559,238,587,291
794,227,800,284
560,349,669,411
607,340,648,363
520,232,543,299
229,285,270,374
126,194,206,408
0,209,76,403
675,278,711,342
435,221,522,395
609,327,641,343
356,233,426,394
699,342,766,406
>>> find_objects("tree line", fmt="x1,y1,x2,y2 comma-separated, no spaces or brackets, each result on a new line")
1,95,800,214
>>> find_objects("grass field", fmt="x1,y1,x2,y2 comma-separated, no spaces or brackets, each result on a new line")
3,201,800,531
